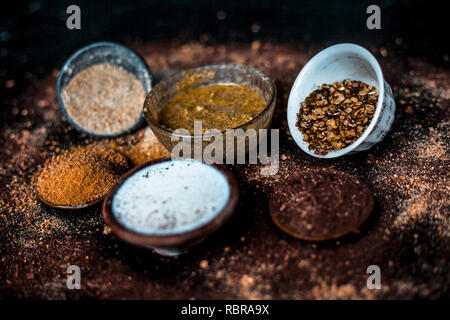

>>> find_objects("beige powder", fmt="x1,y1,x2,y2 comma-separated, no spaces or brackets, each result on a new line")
61,63,145,135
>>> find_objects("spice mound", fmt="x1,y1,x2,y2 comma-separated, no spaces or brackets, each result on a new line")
296,80,379,152
36,146,129,208
269,168,374,241
115,127,171,166
111,159,230,235
157,84,266,133
61,63,146,136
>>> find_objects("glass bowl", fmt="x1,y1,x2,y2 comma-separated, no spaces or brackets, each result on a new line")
57,41,153,138
143,63,277,160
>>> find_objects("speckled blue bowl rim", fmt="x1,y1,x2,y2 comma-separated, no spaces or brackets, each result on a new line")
56,41,153,138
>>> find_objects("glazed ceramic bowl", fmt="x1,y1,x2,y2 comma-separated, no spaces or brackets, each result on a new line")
143,63,276,159
287,43,396,158
102,157,239,256
57,41,153,138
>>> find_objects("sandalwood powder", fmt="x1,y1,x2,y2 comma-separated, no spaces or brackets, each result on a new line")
36,146,129,207
61,63,146,136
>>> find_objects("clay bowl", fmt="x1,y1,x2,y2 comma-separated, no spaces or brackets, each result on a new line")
57,41,153,138
102,157,239,256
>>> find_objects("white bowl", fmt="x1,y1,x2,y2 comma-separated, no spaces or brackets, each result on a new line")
287,43,396,158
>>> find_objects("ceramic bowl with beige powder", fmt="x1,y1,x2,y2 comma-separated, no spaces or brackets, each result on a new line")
57,42,153,138
102,157,239,256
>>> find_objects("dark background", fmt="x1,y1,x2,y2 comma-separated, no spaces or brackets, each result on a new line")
0,0,448,124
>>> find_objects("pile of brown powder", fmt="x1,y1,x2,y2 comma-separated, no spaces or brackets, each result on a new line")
36,146,129,208
61,63,146,136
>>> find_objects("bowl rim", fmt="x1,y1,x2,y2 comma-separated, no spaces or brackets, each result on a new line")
56,41,154,138
102,157,239,248
287,43,385,158
37,191,104,210
143,62,277,139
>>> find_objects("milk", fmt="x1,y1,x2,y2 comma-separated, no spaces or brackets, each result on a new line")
112,159,230,235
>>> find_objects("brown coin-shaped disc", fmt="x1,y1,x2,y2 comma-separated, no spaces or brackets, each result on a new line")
269,168,374,241
36,146,129,210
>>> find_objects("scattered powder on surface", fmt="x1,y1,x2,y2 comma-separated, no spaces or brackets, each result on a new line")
112,159,230,235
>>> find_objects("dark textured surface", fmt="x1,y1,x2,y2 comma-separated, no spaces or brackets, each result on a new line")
0,40,448,299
